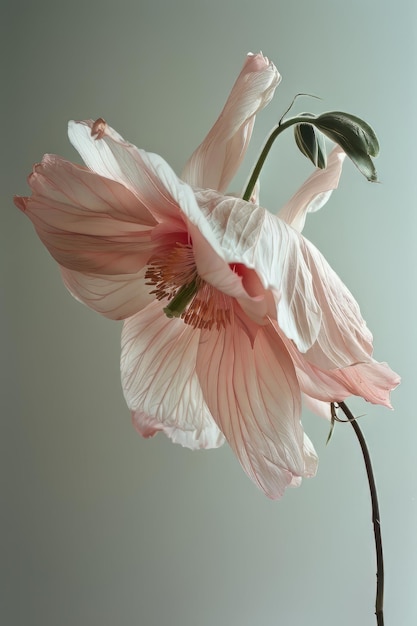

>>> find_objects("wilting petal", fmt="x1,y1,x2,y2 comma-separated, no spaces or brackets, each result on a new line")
14,155,155,274
197,192,322,352
300,359,400,409
290,433,319,485
61,266,154,320
302,433,319,475
211,195,376,364
68,119,261,295
196,314,316,499
302,395,333,420
196,192,382,367
186,219,270,325
69,119,203,232
299,238,375,368
121,301,224,450
277,146,346,232
277,147,345,231
281,331,400,408
182,52,280,193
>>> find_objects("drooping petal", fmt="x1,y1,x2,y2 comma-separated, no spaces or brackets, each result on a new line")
277,146,345,231
299,237,375,368
60,266,154,320
68,118,262,309
280,329,400,408
67,120,282,324
68,119,192,231
14,155,156,275
186,219,271,326
199,192,378,365
196,314,316,499
181,52,281,193
299,357,400,409
121,301,224,450
196,191,322,352
302,395,333,421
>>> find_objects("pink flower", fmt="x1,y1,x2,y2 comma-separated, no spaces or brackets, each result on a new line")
15,53,399,499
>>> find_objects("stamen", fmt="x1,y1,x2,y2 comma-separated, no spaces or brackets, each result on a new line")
145,243,233,330
182,284,232,330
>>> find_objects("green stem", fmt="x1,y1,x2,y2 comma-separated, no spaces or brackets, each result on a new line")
242,116,309,201
337,402,384,626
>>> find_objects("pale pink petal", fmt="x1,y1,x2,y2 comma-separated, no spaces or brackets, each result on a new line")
196,315,316,499
68,118,261,302
121,301,224,450
281,331,400,408
195,192,384,370
67,120,277,321
60,266,154,320
302,395,333,420
68,119,190,230
14,155,155,274
186,219,271,326
297,360,401,412
299,238,375,368
196,192,322,352
208,194,377,364
278,147,345,231
300,433,319,476
289,433,319,486
181,52,281,193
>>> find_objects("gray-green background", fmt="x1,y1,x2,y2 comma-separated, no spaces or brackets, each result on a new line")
2,1,416,624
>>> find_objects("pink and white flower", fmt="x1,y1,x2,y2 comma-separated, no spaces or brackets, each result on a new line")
15,53,399,499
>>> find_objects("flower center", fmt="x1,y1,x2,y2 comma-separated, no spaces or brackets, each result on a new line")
145,243,232,330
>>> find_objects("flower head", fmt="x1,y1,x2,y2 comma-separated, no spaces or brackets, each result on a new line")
15,53,399,499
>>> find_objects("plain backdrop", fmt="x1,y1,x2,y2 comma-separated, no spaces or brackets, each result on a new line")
2,1,416,625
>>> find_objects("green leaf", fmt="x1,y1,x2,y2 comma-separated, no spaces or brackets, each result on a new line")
313,111,379,182
316,111,379,156
326,403,338,446
294,120,327,169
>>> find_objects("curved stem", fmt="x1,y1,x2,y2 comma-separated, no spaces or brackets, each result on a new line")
242,116,310,201
337,401,384,626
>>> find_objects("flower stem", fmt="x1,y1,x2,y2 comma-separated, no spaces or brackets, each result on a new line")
337,401,384,626
242,116,309,201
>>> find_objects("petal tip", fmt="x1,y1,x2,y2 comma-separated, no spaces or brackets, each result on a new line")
91,117,108,140
14,195,27,212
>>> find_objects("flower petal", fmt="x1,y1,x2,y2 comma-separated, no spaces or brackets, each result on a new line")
14,155,155,274
299,238,375,368
181,52,281,193
278,146,345,231
195,192,383,370
288,433,319,487
302,395,333,421
60,266,153,320
196,192,322,352
186,219,271,325
121,301,224,450
280,330,400,408
207,194,378,364
196,315,316,499
67,120,275,322
68,119,190,230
